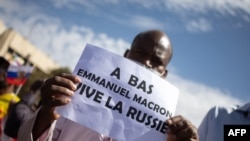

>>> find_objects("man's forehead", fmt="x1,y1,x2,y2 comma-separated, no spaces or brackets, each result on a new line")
159,36,171,50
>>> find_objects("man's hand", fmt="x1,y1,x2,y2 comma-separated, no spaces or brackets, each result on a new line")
41,73,81,109
166,115,199,141
33,73,81,140
40,73,81,120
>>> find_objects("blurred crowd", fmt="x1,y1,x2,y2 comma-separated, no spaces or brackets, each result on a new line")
0,56,44,141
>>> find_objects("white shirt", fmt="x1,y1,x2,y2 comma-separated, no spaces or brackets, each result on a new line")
198,102,250,141
17,109,114,141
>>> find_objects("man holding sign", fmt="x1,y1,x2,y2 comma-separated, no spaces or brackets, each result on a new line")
18,30,198,141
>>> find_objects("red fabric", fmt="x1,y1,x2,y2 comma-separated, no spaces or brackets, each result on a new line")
6,78,27,85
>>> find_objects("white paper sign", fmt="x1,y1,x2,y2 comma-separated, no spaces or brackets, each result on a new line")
57,43,179,141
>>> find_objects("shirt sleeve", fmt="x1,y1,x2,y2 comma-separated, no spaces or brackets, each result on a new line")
17,110,36,141
18,108,115,141
17,108,56,141
37,120,57,141
198,106,217,141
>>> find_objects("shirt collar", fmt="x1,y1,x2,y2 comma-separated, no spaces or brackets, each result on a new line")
236,102,250,112
236,102,250,118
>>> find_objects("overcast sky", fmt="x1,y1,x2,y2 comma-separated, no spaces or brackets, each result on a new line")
0,0,249,127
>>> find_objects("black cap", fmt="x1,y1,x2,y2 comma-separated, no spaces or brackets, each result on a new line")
0,56,10,72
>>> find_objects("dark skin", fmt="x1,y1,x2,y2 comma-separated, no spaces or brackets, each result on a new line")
124,30,172,78
32,30,198,141
125,30,198,141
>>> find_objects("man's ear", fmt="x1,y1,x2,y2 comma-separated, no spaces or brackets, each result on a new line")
124,49,130,57
162,69,168,78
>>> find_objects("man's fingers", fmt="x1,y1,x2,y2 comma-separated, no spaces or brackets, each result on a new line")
166,115,199,141
175,126,198,140
41,73,81,107
60,73,81,84
47,95,72,106
167,116,189,133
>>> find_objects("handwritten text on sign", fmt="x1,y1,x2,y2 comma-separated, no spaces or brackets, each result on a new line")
57,44,179,141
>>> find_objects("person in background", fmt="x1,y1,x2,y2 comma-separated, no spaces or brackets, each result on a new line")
4,79,44,140
0,57,20,141
198,102,250,141
18,30,199,141
0,57,10,72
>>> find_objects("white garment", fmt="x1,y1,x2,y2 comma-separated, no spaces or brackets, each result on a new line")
198,102,250,141
17,109,114,141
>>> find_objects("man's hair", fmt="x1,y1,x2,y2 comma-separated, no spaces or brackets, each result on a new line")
0,57,10,89
0,57,10,72
0,68,7,89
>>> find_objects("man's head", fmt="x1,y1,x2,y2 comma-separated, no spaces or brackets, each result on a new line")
0,57,10,90
124,30,173,78
0,57,10,72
